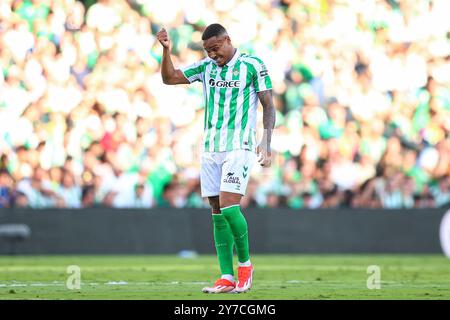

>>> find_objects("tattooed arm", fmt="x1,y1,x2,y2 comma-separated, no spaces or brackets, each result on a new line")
256,89,276,167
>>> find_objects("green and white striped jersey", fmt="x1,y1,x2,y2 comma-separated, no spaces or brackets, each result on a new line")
181,49,272,153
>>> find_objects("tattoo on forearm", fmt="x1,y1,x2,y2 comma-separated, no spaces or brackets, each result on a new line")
258,90,276,151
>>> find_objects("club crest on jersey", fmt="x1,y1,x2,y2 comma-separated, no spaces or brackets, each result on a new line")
233,69,239,77
209,79,241,88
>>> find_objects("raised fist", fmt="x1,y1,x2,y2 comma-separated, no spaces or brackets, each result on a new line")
156,28,170,49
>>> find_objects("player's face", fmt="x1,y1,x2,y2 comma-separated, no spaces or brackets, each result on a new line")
203,36,232,67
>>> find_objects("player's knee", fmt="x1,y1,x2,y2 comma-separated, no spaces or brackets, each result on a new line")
219,192,241,209
208,196,220,213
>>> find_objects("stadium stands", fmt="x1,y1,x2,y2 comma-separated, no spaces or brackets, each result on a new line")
0,0,449,209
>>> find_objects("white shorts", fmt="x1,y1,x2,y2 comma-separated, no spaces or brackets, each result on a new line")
200,150,257,197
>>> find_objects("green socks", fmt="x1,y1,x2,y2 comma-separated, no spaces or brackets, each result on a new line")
212,213,235,276
212,205,251,276
221,205,250,263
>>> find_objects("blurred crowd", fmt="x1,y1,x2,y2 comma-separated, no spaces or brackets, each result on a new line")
0,0,449,210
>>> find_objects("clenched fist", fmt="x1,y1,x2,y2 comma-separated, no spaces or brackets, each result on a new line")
156,28,170,49
256,144,272,167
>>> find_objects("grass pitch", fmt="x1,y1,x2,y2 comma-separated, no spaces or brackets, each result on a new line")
0,255,449,300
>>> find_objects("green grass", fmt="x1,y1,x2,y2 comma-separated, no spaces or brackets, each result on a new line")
0,255,449,300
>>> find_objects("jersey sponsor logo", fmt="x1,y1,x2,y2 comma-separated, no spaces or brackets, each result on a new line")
260,70,268,77
223,172,241,185
209,79,241,88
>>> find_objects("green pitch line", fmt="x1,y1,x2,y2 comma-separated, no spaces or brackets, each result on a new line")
0,255,449,300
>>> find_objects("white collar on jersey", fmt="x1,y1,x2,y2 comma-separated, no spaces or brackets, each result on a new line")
215,48,240,68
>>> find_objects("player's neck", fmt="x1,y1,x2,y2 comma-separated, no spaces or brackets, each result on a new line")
223,48,237,66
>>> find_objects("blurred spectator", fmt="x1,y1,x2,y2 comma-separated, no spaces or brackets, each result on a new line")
430,176,450,208
81,184,96,208
129,182,154,208
13,191,30,208
0,170,14,208
0,0,448,210
59,169,82,208
158,182,185,208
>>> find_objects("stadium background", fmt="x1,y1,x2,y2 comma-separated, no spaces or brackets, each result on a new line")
0,0,450,300
0,0,449,210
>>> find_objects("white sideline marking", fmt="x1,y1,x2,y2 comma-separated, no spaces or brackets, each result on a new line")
1,281,449,290
2,265,449,272
0,281,211,288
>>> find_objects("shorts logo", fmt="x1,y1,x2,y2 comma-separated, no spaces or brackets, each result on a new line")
243,166,248,178
223,172,241,185
209,79,241,88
